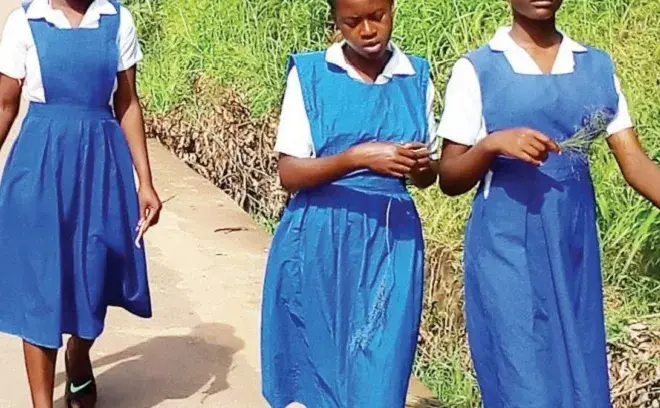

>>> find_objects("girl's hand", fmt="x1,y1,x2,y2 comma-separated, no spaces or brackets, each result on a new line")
349,142,417,178
484,128,560,166
402,142,432,174
135,185,162,246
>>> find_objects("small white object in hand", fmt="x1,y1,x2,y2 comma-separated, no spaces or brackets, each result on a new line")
134,219,147,249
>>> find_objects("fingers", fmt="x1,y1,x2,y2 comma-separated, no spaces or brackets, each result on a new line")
393,147,417,168
519,152,542,167
526,129,561,153
398,145,431,162
375,143,436,178
526,137,547,155
521,144,548,162
415,156,431,167
395,146,418,159
134,219,148,249
548,139,561,154
413,148,431,160
399,145,433,175
137,198,161,233
138,201,148,224
394,157,417,169
387,163,413,178
412,156,432,174
145,198,163,225
144,207,159,228
134,204,161,249
518,129,560,162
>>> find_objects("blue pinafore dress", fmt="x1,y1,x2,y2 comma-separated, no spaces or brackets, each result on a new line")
463,45,619,407
0,0,151,349
261,51,429,408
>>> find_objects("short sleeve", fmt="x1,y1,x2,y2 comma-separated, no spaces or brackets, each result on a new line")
426,79,439,159
606,74,634,136
117,7,143,72
273,66,315,158
436,58,484,146
0,9,29,80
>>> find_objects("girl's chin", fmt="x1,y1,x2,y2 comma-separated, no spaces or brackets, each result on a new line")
362,42,384,55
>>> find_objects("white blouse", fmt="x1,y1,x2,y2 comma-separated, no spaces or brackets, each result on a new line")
437,27,633,147
0,0,143,105
274,41,437,159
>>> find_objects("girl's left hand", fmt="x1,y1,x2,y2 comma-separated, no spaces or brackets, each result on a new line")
402,142,432,174
136,185,162,245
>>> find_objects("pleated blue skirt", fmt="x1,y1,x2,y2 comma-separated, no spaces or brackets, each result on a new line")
464,159,610,407
0,104,152,349
261,184,424,408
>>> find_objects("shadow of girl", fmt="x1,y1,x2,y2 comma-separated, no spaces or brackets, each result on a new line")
54,323,245,407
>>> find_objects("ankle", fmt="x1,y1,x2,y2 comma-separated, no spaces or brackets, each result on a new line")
67,338,93,356
32,398,54,408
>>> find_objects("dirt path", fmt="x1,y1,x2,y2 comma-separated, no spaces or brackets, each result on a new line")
0,3,267,406
0,2,437,407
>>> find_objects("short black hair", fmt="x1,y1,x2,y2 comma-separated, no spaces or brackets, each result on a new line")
329,0,394,12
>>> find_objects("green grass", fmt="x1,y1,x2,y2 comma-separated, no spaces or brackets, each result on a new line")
414,344,481,407
126,0,660,404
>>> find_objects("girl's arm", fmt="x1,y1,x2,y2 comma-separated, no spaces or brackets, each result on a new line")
438,128,560,196
279,142,418,194
438,139,497,196
113,67,162,229
278,152,359,193
608,128,660,207
0,11,26,150
0,74,21,151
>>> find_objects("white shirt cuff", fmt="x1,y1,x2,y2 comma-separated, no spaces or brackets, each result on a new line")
606,75,634,135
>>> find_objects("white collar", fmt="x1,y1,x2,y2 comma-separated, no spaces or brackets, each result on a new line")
25,0,117,29
488,26,587,75
325,41,416,84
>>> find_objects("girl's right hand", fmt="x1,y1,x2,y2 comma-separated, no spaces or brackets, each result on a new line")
349,142,418,178
483,128,561,166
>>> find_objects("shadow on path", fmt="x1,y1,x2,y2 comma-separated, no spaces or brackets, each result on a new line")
54,323,245,408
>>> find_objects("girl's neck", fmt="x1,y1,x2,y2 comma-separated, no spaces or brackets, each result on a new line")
510,14,561,49
342,44,391,83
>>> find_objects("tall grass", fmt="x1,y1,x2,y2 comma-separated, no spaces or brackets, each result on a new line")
127,0,660,404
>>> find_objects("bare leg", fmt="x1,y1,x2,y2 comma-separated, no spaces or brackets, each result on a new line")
66,336,96,408
23,341,57,408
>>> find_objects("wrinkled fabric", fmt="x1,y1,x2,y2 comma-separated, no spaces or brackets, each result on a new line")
261,51,429,408
463,45,619,408
0,0,151,349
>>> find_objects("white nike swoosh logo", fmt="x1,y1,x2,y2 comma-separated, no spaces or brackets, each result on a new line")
70,380,92,394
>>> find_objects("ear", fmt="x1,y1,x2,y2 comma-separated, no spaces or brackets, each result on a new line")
328,29,343,45
326,13,341,45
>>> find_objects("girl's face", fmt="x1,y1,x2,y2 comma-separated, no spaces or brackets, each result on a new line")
510,0,563,20
333,0,394,60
